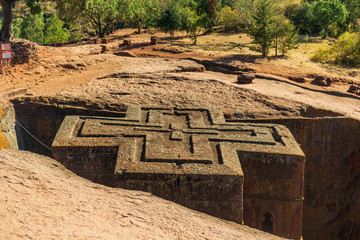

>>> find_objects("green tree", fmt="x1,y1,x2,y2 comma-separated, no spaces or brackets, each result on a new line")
291,0,348,38
57,0,87,24
248,0,276,56
290,2,317,34
0,0,42,42
57,0,91,40
181,8,205,44
274,17,298,56
124,0,161,34
20,13,44,44
12,17,23,39
84,0,124,37
44,14,68,44
159,1,183,39
218,6,243,31
312,0,348,38
343,0,360,30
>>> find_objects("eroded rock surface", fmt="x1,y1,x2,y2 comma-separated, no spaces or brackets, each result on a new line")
0,149,284,240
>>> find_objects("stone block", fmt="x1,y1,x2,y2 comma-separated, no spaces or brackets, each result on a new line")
151,36,158,45
101,38,110,44
238,73,255,84
123,39,132,46
101,45,107,53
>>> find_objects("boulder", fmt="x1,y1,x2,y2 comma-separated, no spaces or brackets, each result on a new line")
237,73,255,84
313,75,332,86
123,39,132,46
348,85,360,94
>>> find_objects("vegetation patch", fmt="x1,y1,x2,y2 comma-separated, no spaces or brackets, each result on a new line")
312,31,360,67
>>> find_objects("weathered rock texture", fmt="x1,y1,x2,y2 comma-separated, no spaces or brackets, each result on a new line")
0,149,285,240
52,106,305,239
11,39,38,64
0,103,17,149
233,117,360,240
10,96,360,239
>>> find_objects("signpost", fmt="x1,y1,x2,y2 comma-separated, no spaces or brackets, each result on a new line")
0,43,12,73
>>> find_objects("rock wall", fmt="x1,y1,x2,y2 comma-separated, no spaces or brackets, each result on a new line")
11,98,126,156
240,152,304,239
0,103,18,149
233,117,360,240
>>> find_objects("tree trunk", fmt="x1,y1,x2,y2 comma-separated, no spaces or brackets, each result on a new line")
207,0,218,21
137,21,141,34
98,21,104,38
0,0,14,42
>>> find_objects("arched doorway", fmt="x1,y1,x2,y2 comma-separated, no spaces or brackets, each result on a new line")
262,212,274,234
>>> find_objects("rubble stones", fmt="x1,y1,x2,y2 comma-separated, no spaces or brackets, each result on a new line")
123,39,132,46
313,75,333,86
11,39,38,64
348,85,360,95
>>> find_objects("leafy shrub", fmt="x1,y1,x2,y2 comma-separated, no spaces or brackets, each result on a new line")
44,14,68,44
218,6,243,31
158,1,183,38
20,13,44,44
181,7,205,44
312,31,360,66
274,17,298,56
248,0,276,57
290,0,348,38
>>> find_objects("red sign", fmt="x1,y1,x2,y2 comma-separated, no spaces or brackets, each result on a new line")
0,43,12,60
0,43,11,51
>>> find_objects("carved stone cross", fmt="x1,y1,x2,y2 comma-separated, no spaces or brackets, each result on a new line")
52,105,305,239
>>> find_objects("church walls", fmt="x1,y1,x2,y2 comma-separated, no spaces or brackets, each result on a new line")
234,117,360,240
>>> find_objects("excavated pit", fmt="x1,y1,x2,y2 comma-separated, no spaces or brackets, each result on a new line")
1,97,360,240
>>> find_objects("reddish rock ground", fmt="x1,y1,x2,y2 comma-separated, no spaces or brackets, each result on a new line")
0,149,284,240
